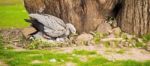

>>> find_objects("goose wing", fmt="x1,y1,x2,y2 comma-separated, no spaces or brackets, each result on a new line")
29,14,67,37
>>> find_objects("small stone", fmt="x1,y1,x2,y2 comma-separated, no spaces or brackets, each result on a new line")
97,22,112,34
112,27,122,36
75,33,93,44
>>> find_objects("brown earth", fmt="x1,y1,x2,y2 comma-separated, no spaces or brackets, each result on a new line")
0,29,150,61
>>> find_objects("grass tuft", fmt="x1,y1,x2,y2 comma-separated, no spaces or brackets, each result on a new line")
73,50,97,55
0,34,4,49
142,34,150,43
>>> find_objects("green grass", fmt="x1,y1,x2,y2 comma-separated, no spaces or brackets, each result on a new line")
0,49,150,66
73,50,97,55
0,35,4,49
0,0,29,29
116,49,125,54
0,0,150,66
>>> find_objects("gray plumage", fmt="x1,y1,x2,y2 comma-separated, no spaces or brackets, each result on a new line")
29,14,76,39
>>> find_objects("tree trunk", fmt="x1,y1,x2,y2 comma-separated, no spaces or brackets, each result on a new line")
117,0,150,36
24,0,150,36
24,0,118,33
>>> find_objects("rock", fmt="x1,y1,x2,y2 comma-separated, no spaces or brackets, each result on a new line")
97,22,112,34
112,27,122,36
21,26,37,39
75,33,93,44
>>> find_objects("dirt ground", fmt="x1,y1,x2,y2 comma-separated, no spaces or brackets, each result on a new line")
0,60,8,66
52,45,150,61
1,29,150,62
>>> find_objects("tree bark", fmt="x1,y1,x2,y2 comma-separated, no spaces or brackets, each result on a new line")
117,0,150,36
24,0,150,36
24,0,118,33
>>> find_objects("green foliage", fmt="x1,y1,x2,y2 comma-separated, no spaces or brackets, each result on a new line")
92,32,106,44
27,39,62,49
79,58,150,66
27,39,43,49
79,57,109,66
116,49,125,54
135,42,145,48
120,33,146,48
120,60,142,66
0,50,69,66
0,1,150,66
73,50,97,55
142,34,150,43
0,34,4,49
103,41,110,47
0,49,150,66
